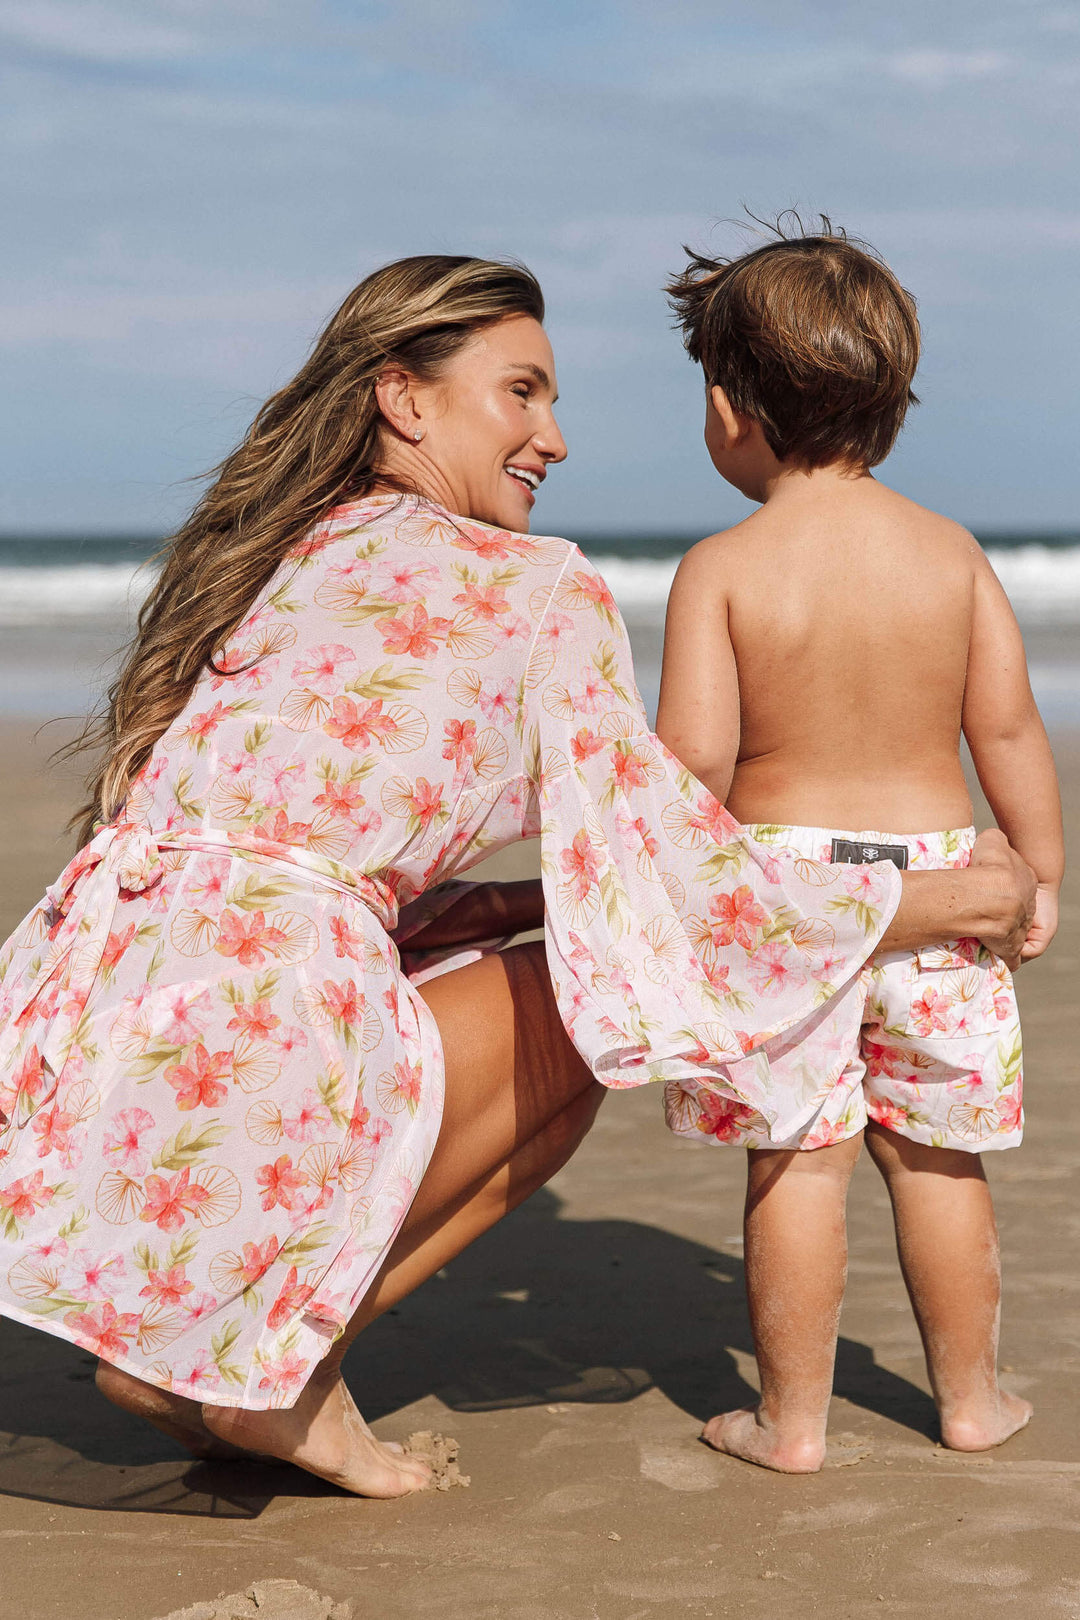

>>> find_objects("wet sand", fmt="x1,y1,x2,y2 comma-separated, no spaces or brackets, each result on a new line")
1,716,1077,1619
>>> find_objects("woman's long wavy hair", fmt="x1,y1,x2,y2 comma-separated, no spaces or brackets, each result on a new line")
69,255,545,846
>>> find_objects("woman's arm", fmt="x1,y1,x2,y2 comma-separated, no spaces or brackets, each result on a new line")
881,829,1036,967
395,879,543,952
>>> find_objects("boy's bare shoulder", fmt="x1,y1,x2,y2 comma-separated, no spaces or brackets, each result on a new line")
874,484,983,562
671,511,768,590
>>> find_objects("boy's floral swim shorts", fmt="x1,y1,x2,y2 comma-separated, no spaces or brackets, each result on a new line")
666,825,1023,1154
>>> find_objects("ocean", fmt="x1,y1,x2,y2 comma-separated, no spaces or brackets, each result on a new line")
1,532,1077,727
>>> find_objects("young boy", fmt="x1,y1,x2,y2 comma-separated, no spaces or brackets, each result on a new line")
656,223,1064,1474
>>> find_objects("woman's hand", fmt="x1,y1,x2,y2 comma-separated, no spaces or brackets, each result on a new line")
880,829,1036,969
967,829,1038,966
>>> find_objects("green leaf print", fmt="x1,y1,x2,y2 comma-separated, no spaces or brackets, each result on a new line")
167,1231,199,1269
759,905,802,945
696,845,747,884
243,719,273,756
131,1043,187,1081
57,1206,89,1241
211,1319,246,1384
133,1240,157,1274
266,583,302,615
346,663,432,699
825,894,882,935
227,875,297,911
598,869,628,939
746,824,788,844
252,970,281,1002
335,594,400,625
997,1031,1023,1092
592,643,631,703
172,768,206,822
317,1064,348,1128
153,1120,229,1172
279,1223,336,1264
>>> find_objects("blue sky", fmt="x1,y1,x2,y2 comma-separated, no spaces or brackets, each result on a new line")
2,0,1078,536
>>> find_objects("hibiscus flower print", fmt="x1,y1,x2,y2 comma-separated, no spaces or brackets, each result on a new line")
376,602,452,659
709,886,768,952
102,1107,157,1175
290,643,357,694
164,1044,232,1111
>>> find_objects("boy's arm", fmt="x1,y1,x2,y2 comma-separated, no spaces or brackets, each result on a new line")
962,550,1064,958
655,540,740,804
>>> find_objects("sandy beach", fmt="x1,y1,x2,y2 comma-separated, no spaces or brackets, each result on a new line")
1,692,1077,1619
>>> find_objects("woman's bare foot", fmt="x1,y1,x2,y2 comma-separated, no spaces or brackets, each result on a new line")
701,1407,826,1474
95,1361,259,1460
202,1367,432,1498
939,1390,1033,1452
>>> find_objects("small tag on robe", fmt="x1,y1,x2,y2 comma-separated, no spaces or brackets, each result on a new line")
830,837,909,870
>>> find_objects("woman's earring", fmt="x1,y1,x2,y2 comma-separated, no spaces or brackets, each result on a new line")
413,430,423,442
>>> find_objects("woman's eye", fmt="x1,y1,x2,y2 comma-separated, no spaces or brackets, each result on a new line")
512,385,531,401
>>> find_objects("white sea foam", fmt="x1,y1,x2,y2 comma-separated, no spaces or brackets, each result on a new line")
596,545,1080,624
0,562,155,625
0,545,1079,626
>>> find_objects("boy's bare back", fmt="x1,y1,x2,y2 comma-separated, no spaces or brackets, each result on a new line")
698,478,978,830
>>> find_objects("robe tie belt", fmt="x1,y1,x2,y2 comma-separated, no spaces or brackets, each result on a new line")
0,821,401,1100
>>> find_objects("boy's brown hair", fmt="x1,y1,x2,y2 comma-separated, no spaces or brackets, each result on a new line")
666,216,920,470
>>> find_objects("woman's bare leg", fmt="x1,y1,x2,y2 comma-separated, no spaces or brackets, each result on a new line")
202,942,602,1495
865,1123,1032,1450
702,1132,863,1474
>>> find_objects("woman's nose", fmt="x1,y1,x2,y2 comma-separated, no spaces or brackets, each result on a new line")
536,412,568,464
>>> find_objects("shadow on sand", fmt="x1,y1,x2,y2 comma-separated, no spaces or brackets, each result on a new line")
0,1185,936,1517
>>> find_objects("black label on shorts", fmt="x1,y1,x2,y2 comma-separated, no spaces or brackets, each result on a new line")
830,838,909,870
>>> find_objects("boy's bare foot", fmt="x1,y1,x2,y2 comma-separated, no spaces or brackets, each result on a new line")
202,1367,432,1498
95,1361,260,1461
701,1407,826,1474
939,1391,1033,1452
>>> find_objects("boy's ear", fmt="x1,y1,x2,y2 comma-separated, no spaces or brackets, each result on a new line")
709,384,751,449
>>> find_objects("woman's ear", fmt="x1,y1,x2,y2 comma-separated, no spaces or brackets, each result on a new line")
375,368,423,441
709,384,750,450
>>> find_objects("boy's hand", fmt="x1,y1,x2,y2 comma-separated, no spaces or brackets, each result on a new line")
1019,883,1059,963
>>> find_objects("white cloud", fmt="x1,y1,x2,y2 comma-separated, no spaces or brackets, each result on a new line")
889,48,1012,85
0,1,198,63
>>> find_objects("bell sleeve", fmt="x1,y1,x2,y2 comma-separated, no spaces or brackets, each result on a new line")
523,548,902,1141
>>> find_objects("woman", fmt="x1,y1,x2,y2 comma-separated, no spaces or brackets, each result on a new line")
0,256,1033,1498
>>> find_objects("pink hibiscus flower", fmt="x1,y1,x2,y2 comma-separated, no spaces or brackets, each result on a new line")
709,885,768,951
139,1265,194,1307
64,1301,141,1360
375,602,452,659
164,1043,231,1111
140,1168,210,1233
255,1154,306,1213
442,718,477,768
215,908,289,968
267,1265,318,1331
560,830,601,901
102,1107,157,1175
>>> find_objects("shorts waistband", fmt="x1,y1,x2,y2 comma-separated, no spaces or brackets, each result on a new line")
744,824,976,870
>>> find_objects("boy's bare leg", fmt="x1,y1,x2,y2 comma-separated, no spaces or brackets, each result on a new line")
865,1123,1032,1450
702,1131,863,1473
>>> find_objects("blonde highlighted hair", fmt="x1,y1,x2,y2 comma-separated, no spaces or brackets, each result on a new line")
71,254,544,845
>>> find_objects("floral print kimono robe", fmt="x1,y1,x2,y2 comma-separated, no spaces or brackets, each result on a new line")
0,495,899,1408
